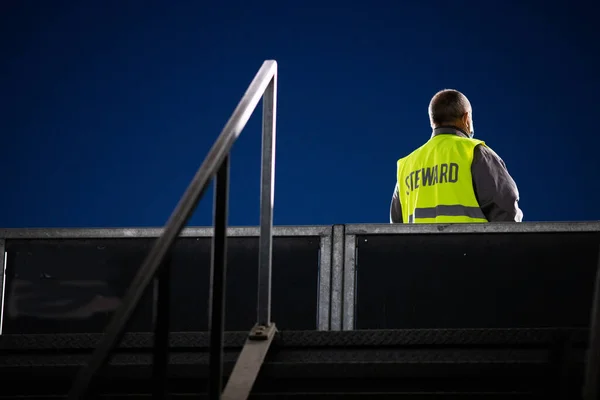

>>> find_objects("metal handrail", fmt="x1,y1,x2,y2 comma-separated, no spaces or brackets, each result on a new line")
67,60,278,399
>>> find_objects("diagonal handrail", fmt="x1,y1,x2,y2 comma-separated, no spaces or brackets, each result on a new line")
67,60,278,399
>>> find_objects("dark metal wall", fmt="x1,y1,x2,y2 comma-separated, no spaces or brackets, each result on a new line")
3,236,320,334
354,232,600,329
1,223,599,334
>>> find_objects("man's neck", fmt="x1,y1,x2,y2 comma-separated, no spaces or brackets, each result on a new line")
432,126,469,138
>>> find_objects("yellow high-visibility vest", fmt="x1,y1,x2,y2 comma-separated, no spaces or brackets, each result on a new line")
396,134,488,223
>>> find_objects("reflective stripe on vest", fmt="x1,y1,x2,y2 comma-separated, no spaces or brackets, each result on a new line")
397,134,488,224
407,205,486,223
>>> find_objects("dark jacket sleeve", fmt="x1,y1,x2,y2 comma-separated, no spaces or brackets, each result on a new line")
472,145,523,222
390,183,403,223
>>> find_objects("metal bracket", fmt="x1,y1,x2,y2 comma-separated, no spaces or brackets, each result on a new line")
222,323,277,400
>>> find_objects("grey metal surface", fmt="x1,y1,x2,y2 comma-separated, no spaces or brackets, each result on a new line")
330,225,345,331
257,71,277,327
342,234,356,331
3,222,598,240
0,239,5,335
317,229,332,330
346,221,600,235
0,225,330,239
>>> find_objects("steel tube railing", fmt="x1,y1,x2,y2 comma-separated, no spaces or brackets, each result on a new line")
67,60,278,399
152,255,171,398
257,73,277,326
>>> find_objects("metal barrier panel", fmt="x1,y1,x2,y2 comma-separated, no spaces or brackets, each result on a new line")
0,226,331,334
342,222,600,330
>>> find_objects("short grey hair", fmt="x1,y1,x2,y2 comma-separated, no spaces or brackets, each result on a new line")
428,89,472,128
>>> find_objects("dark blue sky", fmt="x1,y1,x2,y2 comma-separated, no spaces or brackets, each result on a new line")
1,1,599,228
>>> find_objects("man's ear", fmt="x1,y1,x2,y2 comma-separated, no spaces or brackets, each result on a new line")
462,112,470,126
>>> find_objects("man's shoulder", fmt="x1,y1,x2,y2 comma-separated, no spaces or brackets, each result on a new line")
472,142,508,170
474,141,501,159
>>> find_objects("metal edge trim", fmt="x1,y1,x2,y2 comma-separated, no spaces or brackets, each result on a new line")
317,228,332,331
342,234,356,331
0,225,331,239
330,225,345,331
345,222,600,235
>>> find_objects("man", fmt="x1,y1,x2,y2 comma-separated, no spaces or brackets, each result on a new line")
390,89,523,223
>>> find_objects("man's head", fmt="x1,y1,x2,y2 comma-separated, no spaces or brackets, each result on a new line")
428,89,474,137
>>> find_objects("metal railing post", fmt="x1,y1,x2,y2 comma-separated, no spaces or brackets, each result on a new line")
221,67,278,400
208,156,230,400
152,255,172,398
257,73,277,327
